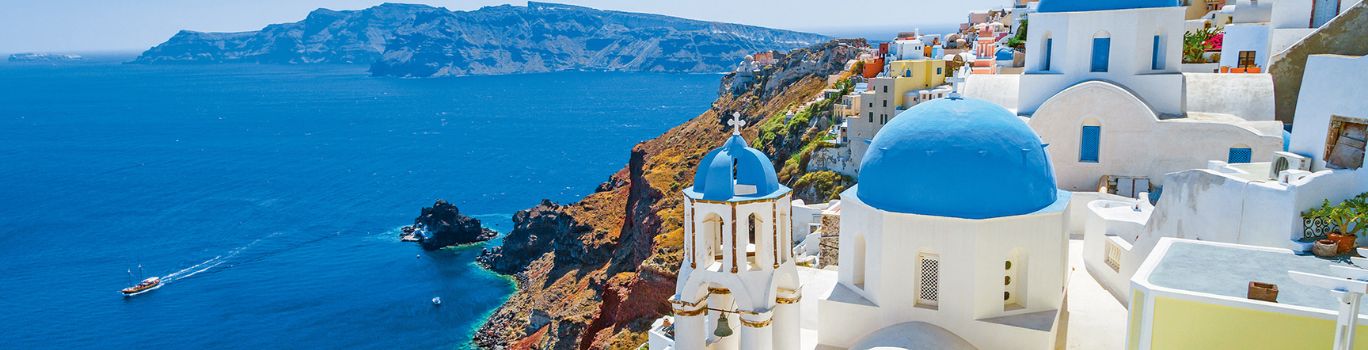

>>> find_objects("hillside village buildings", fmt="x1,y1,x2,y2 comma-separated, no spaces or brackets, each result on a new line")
649,0,1367,349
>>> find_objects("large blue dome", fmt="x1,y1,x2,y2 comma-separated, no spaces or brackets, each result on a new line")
1037,0,1179,13
856,97,1058,219
686,134,787,201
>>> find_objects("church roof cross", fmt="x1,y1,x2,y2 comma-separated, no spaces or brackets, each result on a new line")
948,66,969,99
728,112,746,135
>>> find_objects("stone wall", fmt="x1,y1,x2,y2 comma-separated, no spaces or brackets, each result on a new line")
817,213,841,268
808,145,858,177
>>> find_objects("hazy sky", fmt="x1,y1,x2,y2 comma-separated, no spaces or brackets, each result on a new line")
0,0,1008,53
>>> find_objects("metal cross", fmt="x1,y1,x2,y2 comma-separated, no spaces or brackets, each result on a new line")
728,112,746,135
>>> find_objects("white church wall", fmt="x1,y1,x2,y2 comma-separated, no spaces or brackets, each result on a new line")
1019,7,1187,116
820,189,1064,350
962,74,1021,113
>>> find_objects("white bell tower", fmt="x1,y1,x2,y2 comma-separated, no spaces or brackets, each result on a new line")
665,113,801,350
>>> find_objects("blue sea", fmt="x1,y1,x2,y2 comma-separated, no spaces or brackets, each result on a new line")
0,54,720,349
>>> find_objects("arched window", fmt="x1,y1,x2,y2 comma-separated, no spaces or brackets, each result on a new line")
1091,32,1111,73
747,213,762,271
702,214,724,269
1080,119,1102,163
1005,248,1027,310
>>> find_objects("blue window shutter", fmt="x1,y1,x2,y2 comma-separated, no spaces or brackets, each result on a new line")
1228,148,1252,163
1080,126,1101,162
1091,38,1110,72
1151,35,1162,70
1044,38,1053,71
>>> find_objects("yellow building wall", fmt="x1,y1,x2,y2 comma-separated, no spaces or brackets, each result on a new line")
1149,296,1368,350
1128,290,1145,350
885,59,947,108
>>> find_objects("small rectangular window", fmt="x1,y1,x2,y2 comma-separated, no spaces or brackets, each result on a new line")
883,85,888,93
1228,147,1253,163
1091,37,1111,73
1043,38,1053,71
1151,35,1164,70
1238,50,1256,69
868,112,873,122
918,254,940,307
882,100,887,107
1080,125,1101,163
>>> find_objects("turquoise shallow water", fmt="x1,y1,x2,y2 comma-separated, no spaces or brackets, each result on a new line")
0,54,719,349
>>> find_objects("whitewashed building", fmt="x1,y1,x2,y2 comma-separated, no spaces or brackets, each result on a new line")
1217,0,1360,71
818,97,1071,350
1016,0,1284,193
1081,54,1368,304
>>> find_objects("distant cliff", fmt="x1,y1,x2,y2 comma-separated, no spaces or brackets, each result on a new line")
132,2,830,77
470,39,862,349
8,53,83,62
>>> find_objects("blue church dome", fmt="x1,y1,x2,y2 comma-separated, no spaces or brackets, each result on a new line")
686,131,787,201
995,48,1015,61
1037,0,1178,13
856,97,1058,219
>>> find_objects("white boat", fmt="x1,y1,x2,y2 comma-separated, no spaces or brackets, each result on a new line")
122,277,162,297
432,297,442,306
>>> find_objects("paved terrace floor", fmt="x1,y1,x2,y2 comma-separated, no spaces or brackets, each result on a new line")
796,239,1128,350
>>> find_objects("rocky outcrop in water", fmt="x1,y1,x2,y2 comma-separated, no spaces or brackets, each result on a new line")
132,2,830,78
405,200,496,250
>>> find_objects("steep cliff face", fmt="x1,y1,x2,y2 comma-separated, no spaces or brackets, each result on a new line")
134,3,438,64
132,2,830,78
472,39,862,350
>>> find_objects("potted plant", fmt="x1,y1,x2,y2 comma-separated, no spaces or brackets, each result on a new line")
1315,195,1368,254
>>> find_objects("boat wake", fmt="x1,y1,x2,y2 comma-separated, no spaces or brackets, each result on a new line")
161,232,282,284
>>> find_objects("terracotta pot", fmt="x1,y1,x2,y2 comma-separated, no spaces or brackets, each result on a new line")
1220,66,1230,73
1231,67,1247,73
1248,281,1278,303
1314,239,1339,257
1330,232,1357,254
1247,66,1262,73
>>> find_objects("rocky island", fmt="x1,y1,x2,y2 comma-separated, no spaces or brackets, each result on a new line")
403,200,497,250
131,2,829,78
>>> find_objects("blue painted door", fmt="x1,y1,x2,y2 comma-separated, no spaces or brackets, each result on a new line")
1080,126,1101,162
1313,0,1340,27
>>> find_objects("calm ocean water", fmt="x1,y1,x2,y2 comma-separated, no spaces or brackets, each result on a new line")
0,54,720,349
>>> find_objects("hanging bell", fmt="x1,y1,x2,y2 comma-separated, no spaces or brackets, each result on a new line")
713,315,734,338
